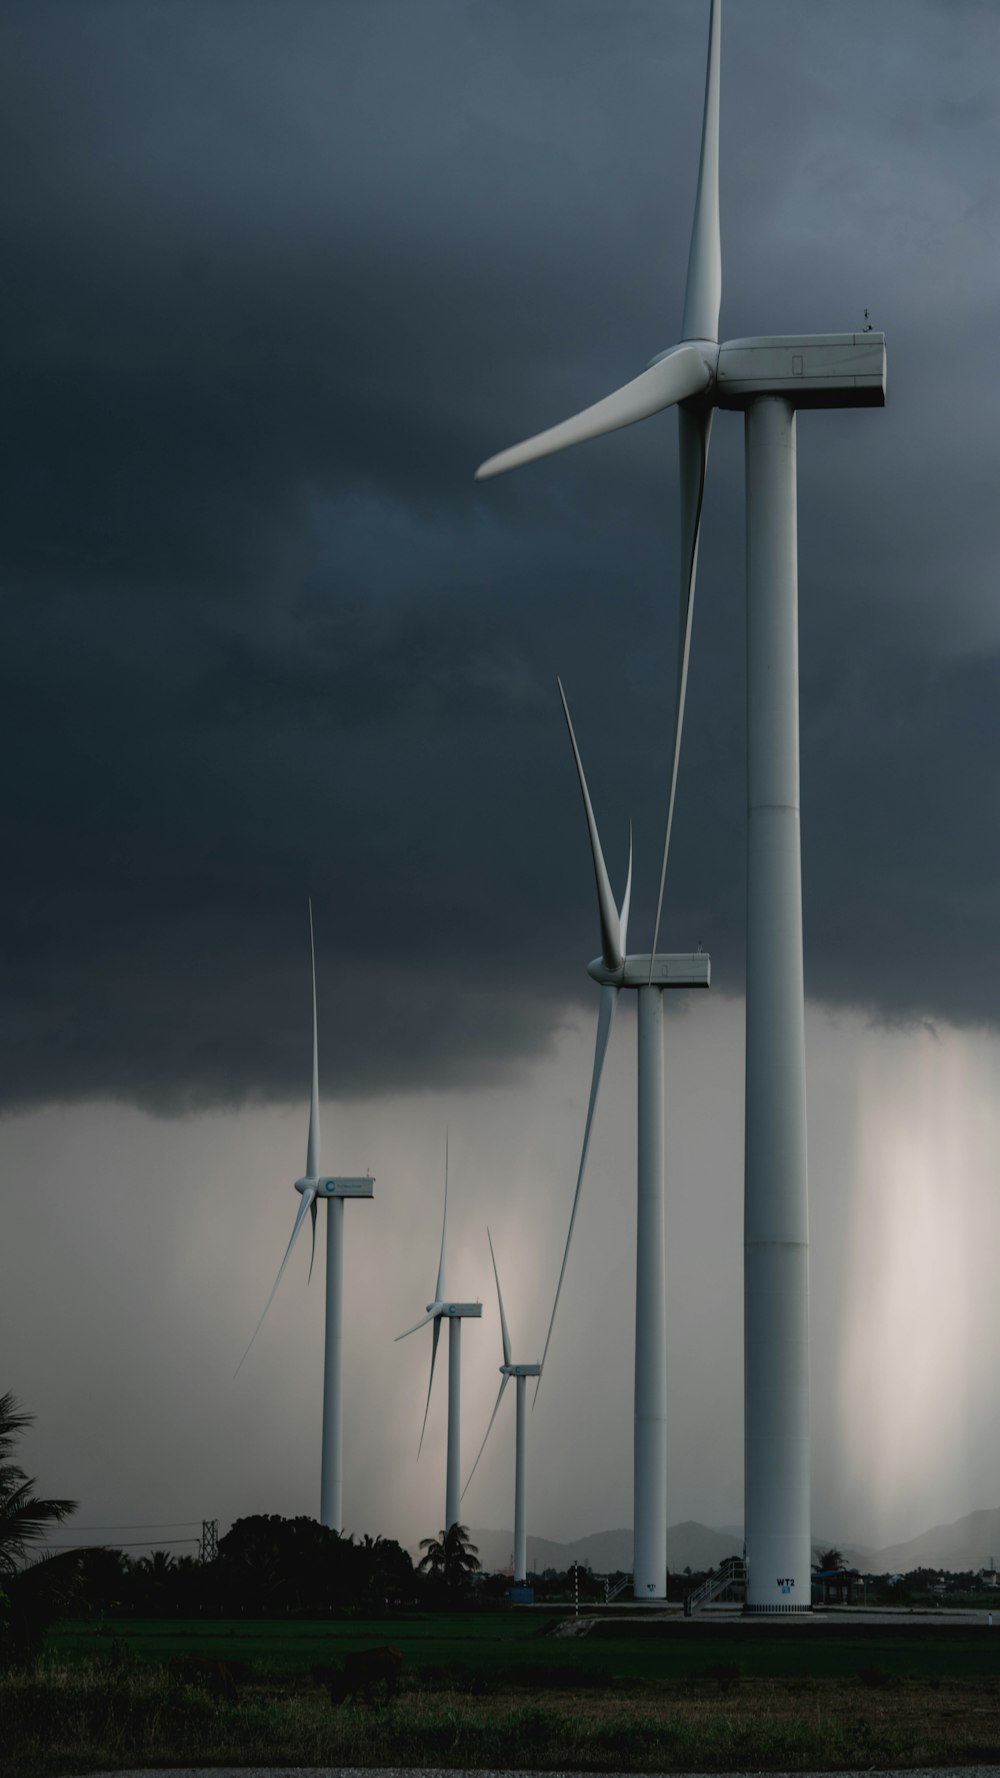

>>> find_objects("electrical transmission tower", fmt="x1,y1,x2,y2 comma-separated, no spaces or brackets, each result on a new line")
199,1519,219,1563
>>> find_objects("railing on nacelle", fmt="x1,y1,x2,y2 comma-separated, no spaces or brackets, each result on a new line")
683,1555,746,1617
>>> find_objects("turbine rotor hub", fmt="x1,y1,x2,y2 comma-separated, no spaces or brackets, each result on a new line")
647,340,719,387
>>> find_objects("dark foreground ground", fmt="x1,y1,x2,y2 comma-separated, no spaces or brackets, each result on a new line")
3,1611,999,1778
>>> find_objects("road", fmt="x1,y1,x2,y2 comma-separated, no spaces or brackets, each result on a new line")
67,1766,1000,1778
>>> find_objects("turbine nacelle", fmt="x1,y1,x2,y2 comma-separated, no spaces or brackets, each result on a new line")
587,952,711,990
501,1363,542,1378
715,332,886,411
426,1302,483,1318
295,1176,375,1198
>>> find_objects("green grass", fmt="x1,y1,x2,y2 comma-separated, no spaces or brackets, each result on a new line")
592,1622,1000,1681
48,1610,1000,1684
21,1612,1000,1778
48,1611,540,1672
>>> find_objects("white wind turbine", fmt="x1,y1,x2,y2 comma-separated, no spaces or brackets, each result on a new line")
461,1230,541,1587
475,1,885,1613
539,680,708,1602
396,1139,482,1532
236,901,374,1534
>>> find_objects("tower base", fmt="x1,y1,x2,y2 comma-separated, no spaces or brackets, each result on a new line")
743,1602,813,1616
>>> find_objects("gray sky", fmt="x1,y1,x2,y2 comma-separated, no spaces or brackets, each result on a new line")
3,1,1000,1559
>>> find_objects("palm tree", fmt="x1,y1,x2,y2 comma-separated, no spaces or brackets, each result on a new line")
812,1547,845,1573
0,1392,76,1577
417,1522,480,1592
1,1392,79,1665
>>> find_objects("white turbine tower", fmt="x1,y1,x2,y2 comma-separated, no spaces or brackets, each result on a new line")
396,1140,482,1532
475,1,885,1613
540,681,708,1602
462,1230,541,1587
236,901,374,1533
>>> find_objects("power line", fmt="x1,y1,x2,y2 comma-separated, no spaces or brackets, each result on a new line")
42,1537,200,1549
68,1521,202,1531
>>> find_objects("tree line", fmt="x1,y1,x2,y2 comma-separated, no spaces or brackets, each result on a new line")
1,1390,496,1663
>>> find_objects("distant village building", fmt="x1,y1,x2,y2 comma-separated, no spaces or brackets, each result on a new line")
812,1566,863,1606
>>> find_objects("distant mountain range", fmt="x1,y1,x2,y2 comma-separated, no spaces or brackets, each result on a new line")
864,1507,1000,1575
465,1507,1000,1577
467,1522,743,1576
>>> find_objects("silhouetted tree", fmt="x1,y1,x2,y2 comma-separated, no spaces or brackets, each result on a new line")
0,1392,79,1664
0,1392,76,1576
356,1533,415,1606
76,1547,131,1616
215,1515,381,1616
417,1523,480,1598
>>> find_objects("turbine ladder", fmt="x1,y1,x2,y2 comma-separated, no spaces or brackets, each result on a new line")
683,1555,746,1617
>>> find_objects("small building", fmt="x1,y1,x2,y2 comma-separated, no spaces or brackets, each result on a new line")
812,1567,863,1606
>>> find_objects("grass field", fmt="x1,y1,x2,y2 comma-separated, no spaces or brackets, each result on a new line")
47,1607,1000,1681
2,1611,998,1777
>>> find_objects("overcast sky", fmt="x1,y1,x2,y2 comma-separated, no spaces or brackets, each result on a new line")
3,0,1000,1561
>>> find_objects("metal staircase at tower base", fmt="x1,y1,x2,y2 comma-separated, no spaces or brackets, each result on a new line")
683,1555,746,1616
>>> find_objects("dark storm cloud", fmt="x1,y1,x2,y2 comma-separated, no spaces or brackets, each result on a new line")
2,0,999,1110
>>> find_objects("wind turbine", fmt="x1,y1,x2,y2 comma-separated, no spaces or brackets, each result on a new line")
540,681,708,1602
236,901,374,1534
474,2,885,1613
396,1139,482,1532
462,1230,541,1587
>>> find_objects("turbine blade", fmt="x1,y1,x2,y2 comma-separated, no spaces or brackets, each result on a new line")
306,899,320,1180
475,344,712,481
649,404,713,971
461,1373,509,1502
681,0,722,344
395,1308,439,1342
434,1132,448,1304
557,679,624,972
487,1228,512,1368
417,1315,442,1459
307,1194,318,1285
619,824,633,958
534,983,618,1407
234,1187,316,1376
